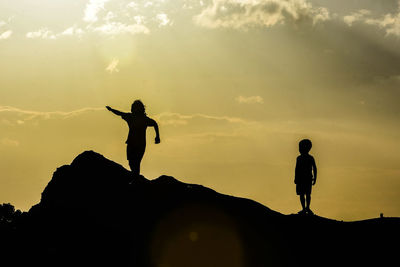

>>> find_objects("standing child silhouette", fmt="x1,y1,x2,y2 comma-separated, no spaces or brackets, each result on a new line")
106,100,160,177
294,139,317,215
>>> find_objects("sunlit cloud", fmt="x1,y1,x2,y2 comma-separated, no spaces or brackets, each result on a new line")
235,95,264,104
193,0,330,29
158,118,189,126
0,30,12,40
104,11,116,22
343,9,371,26
0,106,104,122
0,106,250,127
126,2,139,10
366,13,400,37
133,15,146,25
60,25,85,37
0,20,12,40
26,28,56,39
105,58,120,73
84,0,111,23
92,21,150,35
5,0,400,42
156,13,172,27
155,112,250,125
343,2,400,37
2,0,334,40
0,106,253,133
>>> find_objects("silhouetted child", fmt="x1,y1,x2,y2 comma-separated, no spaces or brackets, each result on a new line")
295,139,317,215
106,100,160,177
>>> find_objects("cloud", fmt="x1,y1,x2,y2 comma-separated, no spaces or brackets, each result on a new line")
60,25,85,37
153,112,259,143
0,106,250,128
92,21,150,35
127,2,139,10
193,0,330,29
0,107,255,144
105,58,120,73
25,25,85,40
365,13,400,37
25,22,148,39
0,20,13,40
156,13,172,27
26,28,56,39
0,30,12,40
158,118,188,126
15,0,332,40
155,112,249,126
343,2,400,37
19,0,150,39
81,1,162,36
235,95,264,104
343,9,371,26
84,0,110,23
0,106,104,122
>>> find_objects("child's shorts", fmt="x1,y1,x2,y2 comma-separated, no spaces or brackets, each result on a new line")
296,182,312,195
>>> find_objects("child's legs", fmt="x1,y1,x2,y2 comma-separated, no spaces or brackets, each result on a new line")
129,152,144,176
306,194,311,209
129,159,141,176
127,144,146,176
299,195,306,209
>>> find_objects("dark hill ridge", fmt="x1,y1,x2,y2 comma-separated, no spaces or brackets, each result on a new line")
1,150,399,266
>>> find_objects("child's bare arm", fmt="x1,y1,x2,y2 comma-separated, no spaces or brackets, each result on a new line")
147,118,160,144
312,158,317,185
106,106,127,117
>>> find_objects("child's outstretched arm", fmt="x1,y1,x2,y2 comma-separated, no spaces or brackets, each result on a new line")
106,106,126,117
147,118,160,144
312,158,317,185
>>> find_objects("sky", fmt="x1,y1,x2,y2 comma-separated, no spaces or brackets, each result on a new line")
1,0,400,221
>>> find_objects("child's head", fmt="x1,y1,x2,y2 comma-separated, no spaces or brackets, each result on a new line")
299,139,312,154
131,100,146,116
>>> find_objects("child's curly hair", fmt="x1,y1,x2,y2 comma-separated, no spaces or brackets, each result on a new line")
131,100,147,116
